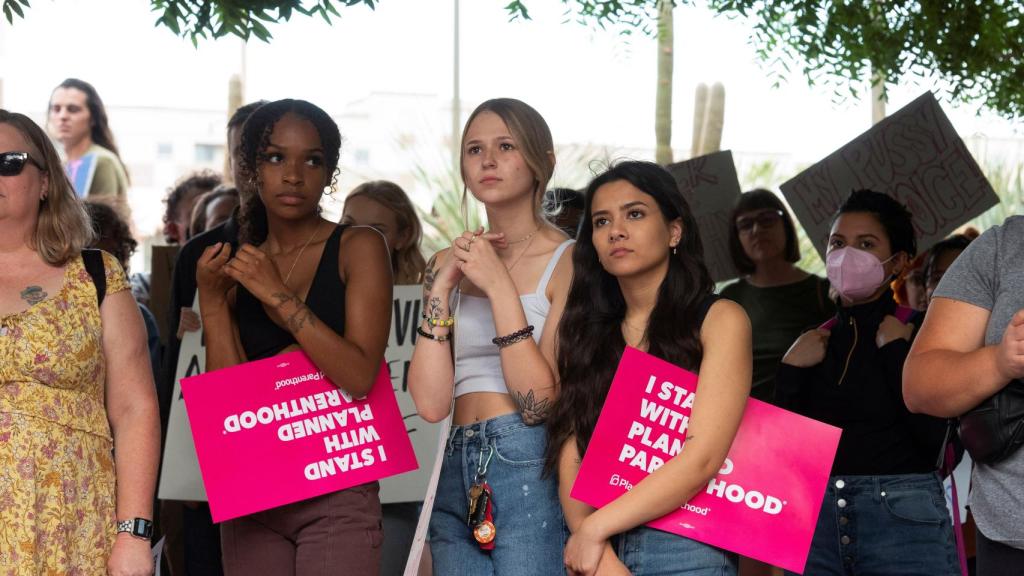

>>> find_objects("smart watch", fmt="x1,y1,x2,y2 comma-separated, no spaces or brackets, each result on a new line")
116,518,154,540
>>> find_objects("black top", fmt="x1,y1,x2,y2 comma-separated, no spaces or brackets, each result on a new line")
774,290,948,475
236,225,348,361
159,215,240,430
720,275,834,402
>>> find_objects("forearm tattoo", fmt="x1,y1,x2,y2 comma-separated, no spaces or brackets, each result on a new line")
271,292,317,334
20,286,47,306
422,254,438,311
512,389,553,425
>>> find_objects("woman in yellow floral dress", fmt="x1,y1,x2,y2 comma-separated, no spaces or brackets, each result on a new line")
0,110,160,576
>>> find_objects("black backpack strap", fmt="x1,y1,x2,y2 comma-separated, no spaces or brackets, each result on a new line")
82,249,106,307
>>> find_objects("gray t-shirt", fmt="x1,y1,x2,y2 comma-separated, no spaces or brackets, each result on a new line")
933,215,1024,549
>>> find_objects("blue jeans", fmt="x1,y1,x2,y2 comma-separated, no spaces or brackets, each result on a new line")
612,526,737,575
788,473,959,576
429,413,567,576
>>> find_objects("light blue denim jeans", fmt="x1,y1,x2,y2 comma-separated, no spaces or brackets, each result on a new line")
612,526,738,575
429,413,567,576
787,472,959,576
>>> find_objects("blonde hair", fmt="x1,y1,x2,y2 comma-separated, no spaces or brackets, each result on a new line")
460,98,555,220
346,181,426,284
1,110,94,265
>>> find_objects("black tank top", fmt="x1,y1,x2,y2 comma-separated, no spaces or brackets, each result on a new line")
236,225,348,360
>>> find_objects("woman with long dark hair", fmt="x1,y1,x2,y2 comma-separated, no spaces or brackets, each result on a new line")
47,78,130,221
777,190,957,575
408,98,574,575
196,99,392,575
549,161,751,576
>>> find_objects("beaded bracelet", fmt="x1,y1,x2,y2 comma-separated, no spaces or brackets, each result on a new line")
492,325,534,349
416,325,451,343
427,316,455,328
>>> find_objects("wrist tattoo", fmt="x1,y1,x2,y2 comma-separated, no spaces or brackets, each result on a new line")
271,292,298,307
512,389,552,425
286,302,316,333
428,296,447,320
20,286,47,306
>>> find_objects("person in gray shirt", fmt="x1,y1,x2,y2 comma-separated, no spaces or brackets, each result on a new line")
904,216,1024,576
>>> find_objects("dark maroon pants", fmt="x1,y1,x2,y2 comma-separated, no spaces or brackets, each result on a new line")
220,482,383,576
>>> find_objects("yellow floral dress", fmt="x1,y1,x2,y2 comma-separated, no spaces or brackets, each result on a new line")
0,251,127,576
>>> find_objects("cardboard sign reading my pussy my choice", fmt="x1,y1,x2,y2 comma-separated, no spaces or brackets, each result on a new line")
181,351,417,523
571,348,840,574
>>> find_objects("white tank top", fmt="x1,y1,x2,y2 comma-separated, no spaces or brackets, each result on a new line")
453,239,574,398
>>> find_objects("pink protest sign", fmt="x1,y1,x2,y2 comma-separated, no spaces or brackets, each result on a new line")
181,351,418,523
572,348,840,573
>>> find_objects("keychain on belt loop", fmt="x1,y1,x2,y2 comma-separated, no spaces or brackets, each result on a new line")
466,442,496,549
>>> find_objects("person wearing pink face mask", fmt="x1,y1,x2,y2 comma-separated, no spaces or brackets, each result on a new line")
775,190,958,576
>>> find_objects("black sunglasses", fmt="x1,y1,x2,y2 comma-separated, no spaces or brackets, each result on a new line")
0,151,45,177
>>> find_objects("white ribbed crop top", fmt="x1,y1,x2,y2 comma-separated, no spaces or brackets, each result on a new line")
453,239,574,398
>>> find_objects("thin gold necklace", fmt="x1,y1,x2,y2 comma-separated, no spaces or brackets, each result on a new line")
282,221,322,286
502,224,541,245
505,229,539,272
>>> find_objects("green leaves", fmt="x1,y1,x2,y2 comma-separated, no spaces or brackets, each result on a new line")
145,0,378,45
709,0,1024,118
2,0,30,25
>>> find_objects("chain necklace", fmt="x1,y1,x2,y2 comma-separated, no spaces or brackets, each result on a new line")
504,229,539,272
502,224,541,245
282,221,322,286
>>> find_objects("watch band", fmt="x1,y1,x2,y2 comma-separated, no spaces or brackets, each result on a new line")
116,518,154,540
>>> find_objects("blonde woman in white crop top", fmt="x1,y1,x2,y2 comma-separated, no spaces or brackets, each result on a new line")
408,99,574,575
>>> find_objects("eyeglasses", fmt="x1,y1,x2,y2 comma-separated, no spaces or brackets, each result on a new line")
0,152,44,177
736,210,784,234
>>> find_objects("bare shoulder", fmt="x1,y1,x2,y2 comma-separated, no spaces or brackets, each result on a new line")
546,237,575,298
340,225,389,254
701,298,751,341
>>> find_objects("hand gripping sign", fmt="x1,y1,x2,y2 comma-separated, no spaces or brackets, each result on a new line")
181,351,418,523
572,348,840,573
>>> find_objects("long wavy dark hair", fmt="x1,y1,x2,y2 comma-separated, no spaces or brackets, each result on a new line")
544,161,714,477
50,78,129,181
237,99,341,245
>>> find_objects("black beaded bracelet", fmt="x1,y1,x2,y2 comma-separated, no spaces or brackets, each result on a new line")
416,325,451,343
492,325,534,348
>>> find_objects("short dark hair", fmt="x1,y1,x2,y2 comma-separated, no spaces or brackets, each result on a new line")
83,200,137,268
728,189,800,274
163,170,223,227
833,189,917,258
924,233,973,280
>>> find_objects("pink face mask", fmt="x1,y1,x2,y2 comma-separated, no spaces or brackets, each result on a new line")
826,247,895,301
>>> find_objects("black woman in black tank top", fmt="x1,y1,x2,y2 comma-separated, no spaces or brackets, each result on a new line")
195,99,393,576
235,224,348,360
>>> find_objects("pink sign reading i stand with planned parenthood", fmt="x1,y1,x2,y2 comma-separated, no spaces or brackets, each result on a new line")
571,348,840,574
181,351,417,523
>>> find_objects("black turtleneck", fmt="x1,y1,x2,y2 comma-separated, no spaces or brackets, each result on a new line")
775,290,948,476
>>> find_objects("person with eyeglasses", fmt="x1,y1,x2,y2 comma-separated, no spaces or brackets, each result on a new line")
0,110,160,575
719,189,832,576
720,190,833,403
